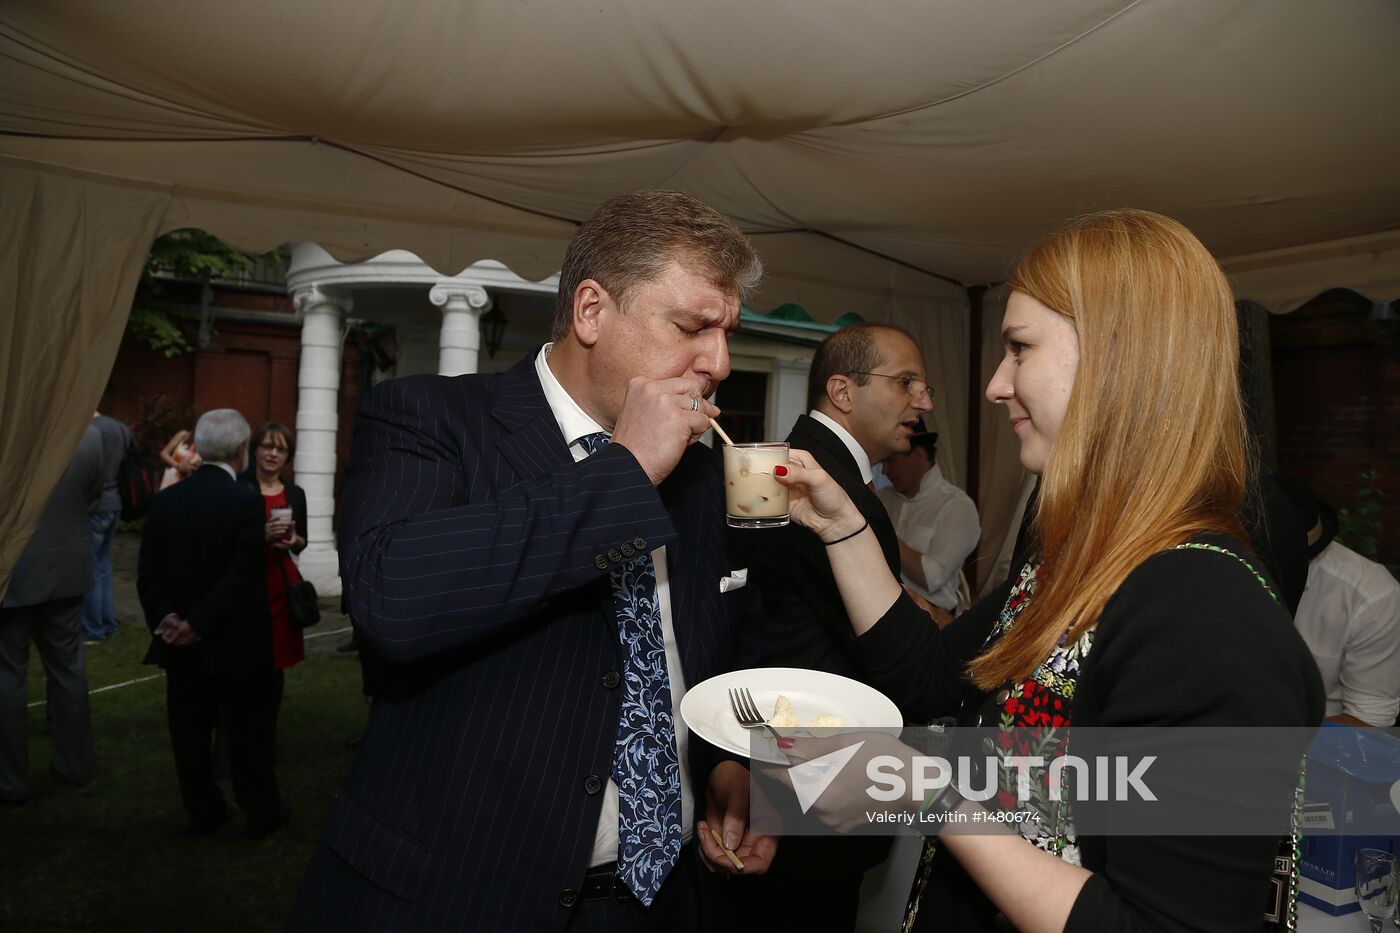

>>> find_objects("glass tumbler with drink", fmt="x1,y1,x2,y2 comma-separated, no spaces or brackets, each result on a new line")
723,441,790,529
270,506,294,542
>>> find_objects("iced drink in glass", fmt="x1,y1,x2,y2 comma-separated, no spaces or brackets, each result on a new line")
270,506,294,541
723,442,790,528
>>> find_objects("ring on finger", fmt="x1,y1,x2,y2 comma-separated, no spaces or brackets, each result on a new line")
689,396,700,412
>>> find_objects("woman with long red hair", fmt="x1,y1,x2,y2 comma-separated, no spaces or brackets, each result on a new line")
774,209,1323,932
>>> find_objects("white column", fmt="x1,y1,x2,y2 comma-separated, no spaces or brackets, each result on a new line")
771,356,812,439
290,285,351,597
429,283,491,376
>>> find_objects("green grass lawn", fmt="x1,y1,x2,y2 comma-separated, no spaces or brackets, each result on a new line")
0,623,368,932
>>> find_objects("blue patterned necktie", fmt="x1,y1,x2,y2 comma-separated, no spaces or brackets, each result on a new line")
576,432,681,905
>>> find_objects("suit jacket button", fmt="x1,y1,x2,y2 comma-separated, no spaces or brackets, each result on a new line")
602,671,621,689
620,543,635,557
982,736,996,754
584,774,603,795
994,688,1011,705
594,555,610,570
607,548,623,563
633,537,648,551
558,888,578,908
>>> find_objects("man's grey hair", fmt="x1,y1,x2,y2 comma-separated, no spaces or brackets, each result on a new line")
194,408,251,463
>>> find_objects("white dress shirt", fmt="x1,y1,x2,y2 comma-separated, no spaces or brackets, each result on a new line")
876,464,980,610
1294,540,1400,727
809,410,874,485
535,344,695,866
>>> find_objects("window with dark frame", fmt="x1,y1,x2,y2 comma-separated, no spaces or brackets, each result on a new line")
713,370,769,444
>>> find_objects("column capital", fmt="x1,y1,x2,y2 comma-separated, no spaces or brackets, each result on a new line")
428,283,491,312
292,284,353,316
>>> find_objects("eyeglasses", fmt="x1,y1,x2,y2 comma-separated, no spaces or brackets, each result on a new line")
257,444,289,454
848,371,933,401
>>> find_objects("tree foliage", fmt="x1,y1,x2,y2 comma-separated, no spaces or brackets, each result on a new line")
127,229,262,357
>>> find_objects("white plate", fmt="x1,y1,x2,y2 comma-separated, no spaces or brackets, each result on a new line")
680,667,903,765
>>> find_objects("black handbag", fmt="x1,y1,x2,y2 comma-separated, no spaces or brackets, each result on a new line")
275,553,320,630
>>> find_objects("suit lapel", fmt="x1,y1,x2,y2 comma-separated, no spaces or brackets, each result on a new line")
789,415,900,574
659,446,726,687
489,352,726,680
491,351,573,481
789,415,863,485
660,459,697,679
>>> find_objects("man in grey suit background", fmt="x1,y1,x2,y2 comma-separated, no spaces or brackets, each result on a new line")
0,422,103,805
84,410,134,643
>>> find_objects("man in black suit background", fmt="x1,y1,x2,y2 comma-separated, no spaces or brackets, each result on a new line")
137,408,284,837
741,324,934,930
292,190,773,932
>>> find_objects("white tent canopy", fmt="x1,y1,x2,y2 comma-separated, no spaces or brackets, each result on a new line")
4,0,1399,594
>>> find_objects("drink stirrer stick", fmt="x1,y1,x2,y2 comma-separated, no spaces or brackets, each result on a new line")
709,418,736,447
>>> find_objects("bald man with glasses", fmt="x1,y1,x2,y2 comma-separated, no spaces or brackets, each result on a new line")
739,323,934,932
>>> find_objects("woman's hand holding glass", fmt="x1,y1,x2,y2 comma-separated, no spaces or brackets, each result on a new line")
773,449,864,543
265,516,291,544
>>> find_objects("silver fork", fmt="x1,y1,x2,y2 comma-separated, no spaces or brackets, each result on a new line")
729,687,785,745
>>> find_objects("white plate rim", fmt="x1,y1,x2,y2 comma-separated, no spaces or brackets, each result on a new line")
679,666,903,765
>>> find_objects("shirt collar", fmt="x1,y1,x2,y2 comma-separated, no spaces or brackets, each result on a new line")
809,410,873,485
535,343,606,448
211,462,236,480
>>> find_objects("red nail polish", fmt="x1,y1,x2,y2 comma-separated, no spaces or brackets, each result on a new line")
774,465,788,477
777,737,795,749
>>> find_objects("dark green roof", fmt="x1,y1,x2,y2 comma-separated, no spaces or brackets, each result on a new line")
739,302,864,333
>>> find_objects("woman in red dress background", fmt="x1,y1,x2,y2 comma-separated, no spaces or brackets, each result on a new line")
240,422,308,740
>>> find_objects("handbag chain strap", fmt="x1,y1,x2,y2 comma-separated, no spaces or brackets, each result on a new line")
1173,542,1302,933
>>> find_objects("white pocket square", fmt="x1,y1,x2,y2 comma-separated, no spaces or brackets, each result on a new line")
719,569,748,593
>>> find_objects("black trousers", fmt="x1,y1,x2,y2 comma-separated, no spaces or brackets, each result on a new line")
565,844,735,933
164,666,281,832
735,835,886,933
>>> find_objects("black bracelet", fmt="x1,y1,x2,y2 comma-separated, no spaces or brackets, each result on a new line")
917,783,966,836
822,520,869,546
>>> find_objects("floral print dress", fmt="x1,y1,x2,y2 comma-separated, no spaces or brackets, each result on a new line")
903,560,1090,931
987,561,1091,863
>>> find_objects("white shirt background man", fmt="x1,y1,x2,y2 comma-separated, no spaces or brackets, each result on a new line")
876,422,980,613
1283,479,1400,727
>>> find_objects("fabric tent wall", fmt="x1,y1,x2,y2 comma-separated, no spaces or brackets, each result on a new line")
6,0,1400,598
0,136,580,281
0,160,170,600
752,232,974,486
1224,230,1400,314
888,295,971,490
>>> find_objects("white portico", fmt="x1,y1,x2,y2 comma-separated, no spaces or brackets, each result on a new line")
283,244,560,594
283,244,824,595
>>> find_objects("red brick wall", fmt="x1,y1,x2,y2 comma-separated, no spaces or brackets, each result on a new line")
103,321,305,437
102,301,364,504
1272,289,1399,567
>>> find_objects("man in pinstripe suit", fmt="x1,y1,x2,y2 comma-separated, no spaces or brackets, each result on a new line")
291,190,775,932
